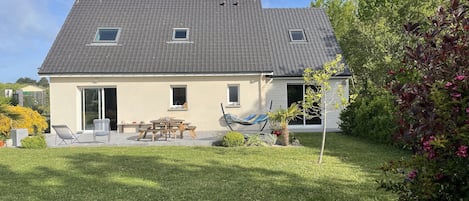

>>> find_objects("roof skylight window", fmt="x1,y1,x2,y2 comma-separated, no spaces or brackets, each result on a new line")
94,28,120,42
173,28,189,41
289,29,306,42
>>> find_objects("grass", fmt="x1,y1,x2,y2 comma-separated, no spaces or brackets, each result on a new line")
0,133,408,201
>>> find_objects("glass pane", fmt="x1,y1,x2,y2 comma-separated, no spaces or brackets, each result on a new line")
290,31,304,41
228,86,239,103
305,86,321,125
104,88,118,130
96,29,118,41
287,85,303,125
174,30,187,39
172,87,186,106
83,89,100,130
287,84,321,125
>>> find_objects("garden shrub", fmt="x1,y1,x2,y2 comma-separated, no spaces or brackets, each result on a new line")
339,87,396,144
379,1,469,200
21,135,47,149
0,105,47,137
245,133,267,147
222,131,245,147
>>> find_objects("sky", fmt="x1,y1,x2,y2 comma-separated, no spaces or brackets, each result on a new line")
0,0,312,83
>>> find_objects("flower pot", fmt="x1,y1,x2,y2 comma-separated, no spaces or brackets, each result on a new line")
6,139,12,147
0,141,4,148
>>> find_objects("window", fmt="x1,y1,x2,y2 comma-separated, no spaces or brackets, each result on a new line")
171,86,187,108
287,84,321,125
94,28,120,42
227,85,240,105
173,28,189,40
289,29,306,42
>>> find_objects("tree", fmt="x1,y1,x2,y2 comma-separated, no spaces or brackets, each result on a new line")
312,0,444,91
37,78,49,88
267,103,302,146
380,0,469,199
15,77,37,85
303,54,348,164
0,104,21,137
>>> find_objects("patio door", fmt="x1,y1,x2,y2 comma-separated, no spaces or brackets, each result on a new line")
287,84,321,126
81,88,117,131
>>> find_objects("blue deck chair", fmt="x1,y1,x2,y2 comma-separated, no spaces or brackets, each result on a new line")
220,101,272,131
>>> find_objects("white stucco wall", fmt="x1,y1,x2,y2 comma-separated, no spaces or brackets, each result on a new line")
265,77,350,131
49,75,270,133
49,75,349,133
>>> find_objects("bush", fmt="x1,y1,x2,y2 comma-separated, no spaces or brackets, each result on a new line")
379,1,469,200
222,131,245,147
245,134,267,147
0,105,48,137
21,135,47,149
339,87,396,144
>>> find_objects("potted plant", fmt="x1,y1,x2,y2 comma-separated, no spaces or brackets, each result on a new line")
0,134,6,147
267,103,302,146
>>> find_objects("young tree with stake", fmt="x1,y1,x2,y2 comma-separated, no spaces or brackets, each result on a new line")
303,54,349,164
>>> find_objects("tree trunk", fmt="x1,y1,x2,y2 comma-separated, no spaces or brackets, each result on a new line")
281,125,289,146
318,94,327,164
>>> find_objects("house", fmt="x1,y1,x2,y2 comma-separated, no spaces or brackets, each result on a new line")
39,0,351,133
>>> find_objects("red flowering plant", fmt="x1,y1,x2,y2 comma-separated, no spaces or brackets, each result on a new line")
379,1,469,200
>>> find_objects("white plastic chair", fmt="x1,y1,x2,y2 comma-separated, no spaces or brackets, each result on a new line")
93,118,111,143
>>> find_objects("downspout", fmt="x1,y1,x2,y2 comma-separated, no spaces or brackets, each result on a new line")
258,73,263,113
258,73,265,131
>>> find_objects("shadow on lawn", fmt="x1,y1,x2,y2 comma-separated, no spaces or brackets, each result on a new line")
0,150,388,201
296,133,408,169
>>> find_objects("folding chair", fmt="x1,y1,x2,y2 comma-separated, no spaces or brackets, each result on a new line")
52,125,82,145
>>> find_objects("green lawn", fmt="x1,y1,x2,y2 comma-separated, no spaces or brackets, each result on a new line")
0,133,408,201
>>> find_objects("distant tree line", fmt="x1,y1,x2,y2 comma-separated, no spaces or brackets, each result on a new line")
16,77,49,88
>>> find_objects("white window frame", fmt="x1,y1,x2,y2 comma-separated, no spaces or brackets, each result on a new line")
170,85,187,109
94,27,121,43
227,84,240,106
172,28,189,41
289,29,306,42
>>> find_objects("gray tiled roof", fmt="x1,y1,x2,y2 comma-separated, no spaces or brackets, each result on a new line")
263,8,343,77
39,0,345,77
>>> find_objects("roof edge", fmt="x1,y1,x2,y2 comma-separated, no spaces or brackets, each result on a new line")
39,72,274,78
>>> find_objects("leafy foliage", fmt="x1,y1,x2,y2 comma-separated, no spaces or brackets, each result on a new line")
0,105,47,137
303,54,348,163
15,77,37,85
312,0,444,91
21,135,47,149
267,103,302,146
380,1,469,200
245,134,267,147
339,87,396,144
222,131,245,147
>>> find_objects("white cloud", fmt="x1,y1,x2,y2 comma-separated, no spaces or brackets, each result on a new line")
0,0,64,52
0,0,73,82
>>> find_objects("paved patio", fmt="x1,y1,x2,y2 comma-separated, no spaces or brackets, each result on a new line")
45,130,228,148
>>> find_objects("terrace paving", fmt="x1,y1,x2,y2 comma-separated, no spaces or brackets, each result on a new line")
45,130,227,148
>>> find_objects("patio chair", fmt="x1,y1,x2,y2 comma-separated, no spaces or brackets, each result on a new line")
93,118,111,143
52,125,82,145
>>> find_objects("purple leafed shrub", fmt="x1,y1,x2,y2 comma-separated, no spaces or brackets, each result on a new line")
379,0,469,200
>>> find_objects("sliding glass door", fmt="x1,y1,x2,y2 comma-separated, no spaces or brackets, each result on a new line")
287,84,321,126
81,88,117,130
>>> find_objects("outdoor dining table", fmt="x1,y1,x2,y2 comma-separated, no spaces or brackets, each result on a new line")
136,118,196,141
